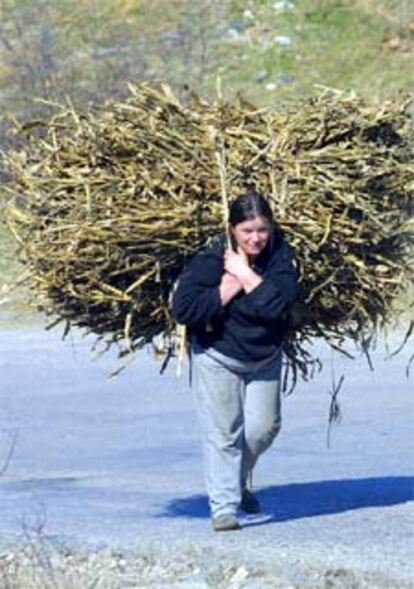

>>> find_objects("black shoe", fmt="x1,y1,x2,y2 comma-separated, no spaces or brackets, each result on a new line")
240,489,261,514
212,514,241,532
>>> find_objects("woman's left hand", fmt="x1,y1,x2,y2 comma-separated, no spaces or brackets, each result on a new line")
224,247,250,280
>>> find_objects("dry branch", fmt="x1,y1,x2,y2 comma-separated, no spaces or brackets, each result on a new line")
2,83,413,382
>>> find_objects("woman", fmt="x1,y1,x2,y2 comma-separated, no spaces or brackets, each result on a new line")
172,191,298,531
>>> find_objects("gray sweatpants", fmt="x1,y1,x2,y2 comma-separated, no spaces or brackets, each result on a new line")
192,347,282,518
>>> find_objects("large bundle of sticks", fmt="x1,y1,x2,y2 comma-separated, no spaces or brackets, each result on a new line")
3,83,414,379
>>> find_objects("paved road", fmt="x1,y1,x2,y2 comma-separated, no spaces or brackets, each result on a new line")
0,314,413,586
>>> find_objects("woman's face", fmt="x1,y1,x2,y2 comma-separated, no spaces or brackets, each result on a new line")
230,215,272,259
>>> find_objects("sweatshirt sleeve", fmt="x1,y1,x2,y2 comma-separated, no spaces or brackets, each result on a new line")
242,241,298,321
172,251,224,326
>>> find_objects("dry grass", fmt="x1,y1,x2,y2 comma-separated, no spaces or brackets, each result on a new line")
1,539,412,589
2,83,413,382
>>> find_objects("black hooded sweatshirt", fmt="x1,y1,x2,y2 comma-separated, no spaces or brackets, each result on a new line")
172,229,298,362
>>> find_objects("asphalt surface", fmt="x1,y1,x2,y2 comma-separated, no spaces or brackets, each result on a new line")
0,313,413,586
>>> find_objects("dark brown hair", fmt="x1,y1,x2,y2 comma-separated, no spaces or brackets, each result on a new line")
229,191,273,227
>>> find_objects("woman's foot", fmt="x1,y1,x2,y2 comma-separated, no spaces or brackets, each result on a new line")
212,513,241,532
240,489,262,514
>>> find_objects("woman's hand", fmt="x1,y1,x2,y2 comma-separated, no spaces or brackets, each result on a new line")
224,247,263,294
219,272,242,306
224,247,250,280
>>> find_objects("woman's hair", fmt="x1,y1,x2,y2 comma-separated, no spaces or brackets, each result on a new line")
228,191,274,227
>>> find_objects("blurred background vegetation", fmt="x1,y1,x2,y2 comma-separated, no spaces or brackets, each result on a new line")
0,0,413,297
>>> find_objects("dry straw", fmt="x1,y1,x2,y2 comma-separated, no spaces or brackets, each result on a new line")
2,83,414,384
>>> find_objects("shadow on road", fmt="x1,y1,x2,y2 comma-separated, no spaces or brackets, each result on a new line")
158,476,414,522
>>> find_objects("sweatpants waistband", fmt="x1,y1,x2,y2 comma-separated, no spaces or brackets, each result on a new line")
193,345,283,378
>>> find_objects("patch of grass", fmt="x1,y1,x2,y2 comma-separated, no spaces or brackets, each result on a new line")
218,0,414,105
0,539,410,589
1,1,413,112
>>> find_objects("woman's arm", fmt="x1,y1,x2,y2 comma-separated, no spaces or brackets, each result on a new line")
224,242,298,321
219,272,243,305
224,247,263,293
244,242,298,321
172,251,226,326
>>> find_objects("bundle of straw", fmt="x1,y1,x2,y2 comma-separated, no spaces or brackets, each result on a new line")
3,83,414,380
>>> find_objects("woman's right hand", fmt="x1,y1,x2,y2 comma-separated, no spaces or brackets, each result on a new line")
219,272,242,306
